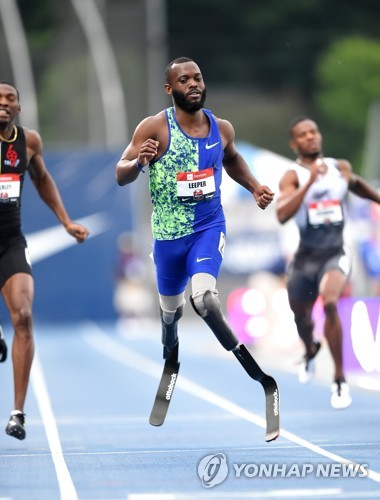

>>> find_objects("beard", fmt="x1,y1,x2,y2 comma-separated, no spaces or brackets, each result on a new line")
172,87,207,112
303,151,321,160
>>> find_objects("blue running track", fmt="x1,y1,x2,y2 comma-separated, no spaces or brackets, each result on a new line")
0,319,379,500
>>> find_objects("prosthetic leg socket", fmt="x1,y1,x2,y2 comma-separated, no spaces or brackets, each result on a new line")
190,290,238,351
161,305,183,359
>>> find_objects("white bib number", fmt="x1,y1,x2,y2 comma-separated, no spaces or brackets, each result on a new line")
0,174,21,203
177,167,216,203
308,199,343,226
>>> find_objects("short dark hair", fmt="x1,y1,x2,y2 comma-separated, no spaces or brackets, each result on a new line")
165,57,194,83
288,115,313,138
0,80,20,101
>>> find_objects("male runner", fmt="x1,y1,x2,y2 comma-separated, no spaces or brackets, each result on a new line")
276,116,380,409
115,58,279,439
0,81,89,439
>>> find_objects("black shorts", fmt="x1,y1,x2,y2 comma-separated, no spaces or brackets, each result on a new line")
286,245,352,302
0,235,33,290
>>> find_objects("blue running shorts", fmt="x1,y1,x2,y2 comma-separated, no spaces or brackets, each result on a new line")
153,225,226,296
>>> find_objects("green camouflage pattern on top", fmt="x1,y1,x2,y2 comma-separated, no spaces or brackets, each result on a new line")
149,107,199,240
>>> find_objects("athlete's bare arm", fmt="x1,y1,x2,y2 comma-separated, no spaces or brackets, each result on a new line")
277,162,322,224
116,113,167,186
338,159,380,203
218,118,274,209
25,128,89,243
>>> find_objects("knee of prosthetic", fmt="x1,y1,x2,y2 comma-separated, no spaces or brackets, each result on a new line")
190,289,238,351
160,304,184,352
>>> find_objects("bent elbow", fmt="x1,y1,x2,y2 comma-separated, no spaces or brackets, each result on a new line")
276,210,288,225
115,171,125,186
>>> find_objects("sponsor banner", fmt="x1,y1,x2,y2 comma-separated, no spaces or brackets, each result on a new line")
339,297,380,373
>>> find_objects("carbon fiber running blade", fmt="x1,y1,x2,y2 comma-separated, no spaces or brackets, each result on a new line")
149,360,180,426
233,344,280,442
262,375,280,442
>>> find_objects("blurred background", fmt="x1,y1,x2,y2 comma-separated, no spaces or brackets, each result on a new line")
1,0,380,377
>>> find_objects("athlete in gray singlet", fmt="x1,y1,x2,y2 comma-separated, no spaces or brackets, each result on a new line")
277,117,380,409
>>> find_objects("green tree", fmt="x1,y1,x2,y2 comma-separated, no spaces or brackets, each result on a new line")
17,0,63,49
167,0,380,97
315,37,380,173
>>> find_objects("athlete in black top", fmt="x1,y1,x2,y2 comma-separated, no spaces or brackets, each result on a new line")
0,81,89,439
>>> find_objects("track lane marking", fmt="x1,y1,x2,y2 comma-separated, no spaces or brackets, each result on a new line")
127,490,380,499
31,350,78,500
83,323,380,484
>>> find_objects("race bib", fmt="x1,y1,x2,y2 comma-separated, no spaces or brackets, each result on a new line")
177,167,216,203
0,174,21,203
308,199,343,226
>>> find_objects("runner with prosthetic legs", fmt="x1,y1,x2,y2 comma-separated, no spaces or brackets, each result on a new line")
116,57,279,441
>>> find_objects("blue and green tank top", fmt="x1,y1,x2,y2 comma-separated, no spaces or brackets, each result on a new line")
149,107,225,240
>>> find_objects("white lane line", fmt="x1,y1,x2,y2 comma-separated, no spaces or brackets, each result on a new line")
82,323,380,484
128,490,343,499
127,490,380,500
31,349,78,500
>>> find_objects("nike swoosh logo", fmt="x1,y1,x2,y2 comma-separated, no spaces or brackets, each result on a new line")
196,257,212,262
26,212,108,263
205,142,219,150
